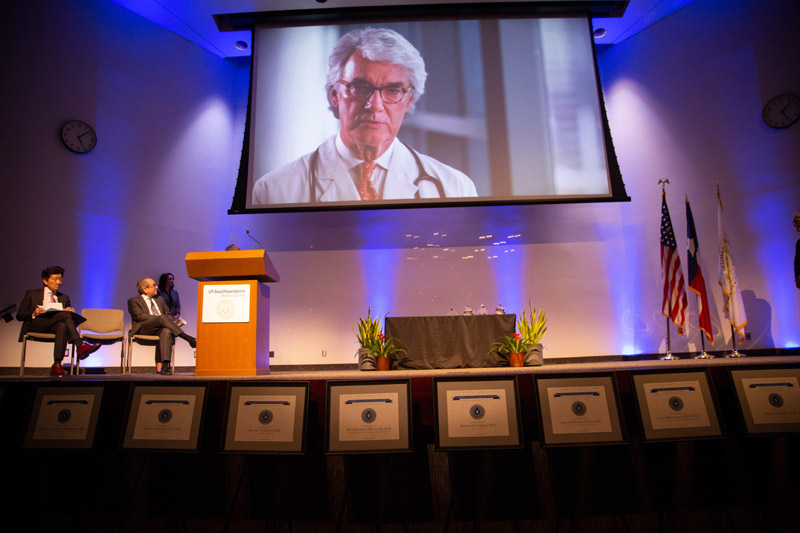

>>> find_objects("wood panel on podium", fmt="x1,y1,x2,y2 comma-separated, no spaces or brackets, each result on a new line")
185,249,279,377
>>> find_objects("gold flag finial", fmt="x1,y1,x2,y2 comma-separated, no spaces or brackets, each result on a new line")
658,178,670,196
716,181,723,210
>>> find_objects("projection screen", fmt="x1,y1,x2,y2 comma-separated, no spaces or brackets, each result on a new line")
227,6,627,213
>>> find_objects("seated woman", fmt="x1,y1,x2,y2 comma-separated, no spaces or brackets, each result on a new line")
157,272,181,321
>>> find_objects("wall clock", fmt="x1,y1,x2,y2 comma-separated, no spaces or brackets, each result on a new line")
60,120,97,153
762,93,800,129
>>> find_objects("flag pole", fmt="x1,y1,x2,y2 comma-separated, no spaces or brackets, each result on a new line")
660,316,679,360
686,194,713,359
659,178,681,361
717,182,747,359
695,326,712,359
726,324,745,358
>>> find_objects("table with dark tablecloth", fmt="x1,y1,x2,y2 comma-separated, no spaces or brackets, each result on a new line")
385,314,516,369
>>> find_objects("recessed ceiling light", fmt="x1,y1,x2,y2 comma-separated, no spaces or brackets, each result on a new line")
593,28,607,38
235,41,248,50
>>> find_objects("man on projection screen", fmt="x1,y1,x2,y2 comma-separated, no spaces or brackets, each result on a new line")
252,27,477,205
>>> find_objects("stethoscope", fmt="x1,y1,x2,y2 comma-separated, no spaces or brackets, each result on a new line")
308,141,445,201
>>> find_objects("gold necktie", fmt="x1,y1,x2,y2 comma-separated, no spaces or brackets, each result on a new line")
357,161,378,200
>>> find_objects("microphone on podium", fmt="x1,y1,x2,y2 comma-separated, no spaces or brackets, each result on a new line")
245,230,265,249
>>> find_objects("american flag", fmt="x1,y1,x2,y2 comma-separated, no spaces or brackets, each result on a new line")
686,198,713,344
661,193,688,334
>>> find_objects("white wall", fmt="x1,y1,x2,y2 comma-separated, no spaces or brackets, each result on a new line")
1,0,798,370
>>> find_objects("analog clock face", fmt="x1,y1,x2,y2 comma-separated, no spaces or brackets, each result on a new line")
762,94,800,129
60,120,97,153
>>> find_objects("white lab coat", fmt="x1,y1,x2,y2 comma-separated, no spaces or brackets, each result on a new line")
251,135,477,206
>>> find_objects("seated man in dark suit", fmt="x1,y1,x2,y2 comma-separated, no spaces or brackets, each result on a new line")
17,265,101,376
128,277,196,375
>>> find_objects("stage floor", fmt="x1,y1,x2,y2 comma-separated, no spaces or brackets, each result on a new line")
3,354,798,381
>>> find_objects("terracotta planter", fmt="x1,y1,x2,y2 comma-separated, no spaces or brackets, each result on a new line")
509,352,524,367
357,348,376,371
376,357,391,371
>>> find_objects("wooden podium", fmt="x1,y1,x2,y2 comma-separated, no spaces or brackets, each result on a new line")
185,250,280,376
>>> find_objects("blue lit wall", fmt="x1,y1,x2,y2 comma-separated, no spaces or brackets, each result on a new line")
0,0,248,368
597,0,800,353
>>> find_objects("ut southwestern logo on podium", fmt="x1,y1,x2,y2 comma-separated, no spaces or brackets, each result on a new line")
202,285,251,323
217,299,236,319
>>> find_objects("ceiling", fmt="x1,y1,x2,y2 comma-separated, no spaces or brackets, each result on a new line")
111,0,697,59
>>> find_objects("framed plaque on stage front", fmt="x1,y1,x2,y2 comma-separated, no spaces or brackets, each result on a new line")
326,380,412,453
535,374,625,446
222,382,309,453
433,376,523,450
630,369,723,441
122,384,207,451
729,366,800,435
24,386,104,449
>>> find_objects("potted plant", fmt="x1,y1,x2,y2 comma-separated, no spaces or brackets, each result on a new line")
353,308,406,371
489,332,529,367
373,333,406,371
353,307,381,370
518,303,546,366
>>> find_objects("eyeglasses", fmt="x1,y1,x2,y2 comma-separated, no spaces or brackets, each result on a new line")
338,80,412,104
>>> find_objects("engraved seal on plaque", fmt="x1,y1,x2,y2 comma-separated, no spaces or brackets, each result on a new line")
57,408,72,424
768,393,784,408
668,396,684,412
258,409,274,425
470,404,486,420
572,401,587,416
361,408,377,424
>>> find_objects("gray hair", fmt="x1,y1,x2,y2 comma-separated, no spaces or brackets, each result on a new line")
136,278,152,294
325,27,427,118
